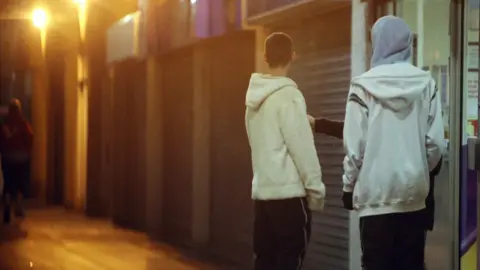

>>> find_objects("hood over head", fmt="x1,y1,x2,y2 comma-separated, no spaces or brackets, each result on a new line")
354,16,432,112
371,16,413,68
246,73,297,110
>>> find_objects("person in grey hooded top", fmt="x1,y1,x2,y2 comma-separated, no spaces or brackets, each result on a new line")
342,16,445,270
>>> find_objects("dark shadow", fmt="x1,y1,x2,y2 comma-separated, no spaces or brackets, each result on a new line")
0,222,29,270
0,221,28,243
145,243,240,270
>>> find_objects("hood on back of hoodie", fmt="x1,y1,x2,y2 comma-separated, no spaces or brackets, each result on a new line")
354,15,432,112
245,73,326,211
245,73,297,110
352,63,432,112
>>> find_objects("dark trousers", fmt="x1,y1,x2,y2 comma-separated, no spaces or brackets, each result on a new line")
360,210,426,270
2,160,30,197
253,197,311,270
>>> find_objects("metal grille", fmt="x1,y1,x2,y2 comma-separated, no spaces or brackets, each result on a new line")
274,6,351,270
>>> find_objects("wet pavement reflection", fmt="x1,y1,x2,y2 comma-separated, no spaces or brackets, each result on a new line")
0,208,215,270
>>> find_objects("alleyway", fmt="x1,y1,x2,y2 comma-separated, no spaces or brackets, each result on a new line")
0,208,216,270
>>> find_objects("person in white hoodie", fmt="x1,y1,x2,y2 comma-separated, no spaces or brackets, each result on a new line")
342,16,445,270
245,32,326,270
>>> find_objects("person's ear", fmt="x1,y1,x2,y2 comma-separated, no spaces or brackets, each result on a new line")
263,53,268,64
291,51,297,62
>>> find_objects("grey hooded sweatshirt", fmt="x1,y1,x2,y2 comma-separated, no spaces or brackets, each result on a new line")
342,16,445,217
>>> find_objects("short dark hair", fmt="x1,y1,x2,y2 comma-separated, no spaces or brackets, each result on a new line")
264,32,293,68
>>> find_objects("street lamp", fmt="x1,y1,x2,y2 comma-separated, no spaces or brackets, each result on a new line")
73,0,87,92
73,0,86,5
73,0,87,41
31,8,49,56
32,8,48,29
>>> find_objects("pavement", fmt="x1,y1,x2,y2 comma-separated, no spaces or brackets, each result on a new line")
0,207,216,270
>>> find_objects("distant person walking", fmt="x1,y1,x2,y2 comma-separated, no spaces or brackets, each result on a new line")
1,99,33,224
339,16,444,270
245,32,326,270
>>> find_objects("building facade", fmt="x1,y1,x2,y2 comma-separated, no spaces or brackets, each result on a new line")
89,0,479,269
104,1,256,265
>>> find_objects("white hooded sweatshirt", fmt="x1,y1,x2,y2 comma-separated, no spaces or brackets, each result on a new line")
245,73,326,211
343,62,445,217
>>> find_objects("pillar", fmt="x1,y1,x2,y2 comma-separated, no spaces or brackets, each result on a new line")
416,0,424,68
145,56,164,238
31,63,49,203
254,26,268,73
63,50,78,209
191,45,211,244
349,0,368,269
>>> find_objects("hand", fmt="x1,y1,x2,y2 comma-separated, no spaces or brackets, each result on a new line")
342,191,354,210
307,115,315,129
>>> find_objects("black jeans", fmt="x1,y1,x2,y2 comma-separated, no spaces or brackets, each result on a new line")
360,210,426,270
253,197,312,270
2,160,30,197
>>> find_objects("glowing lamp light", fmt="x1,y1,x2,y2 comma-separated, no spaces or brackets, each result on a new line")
73,0,87,6
32,8,48,29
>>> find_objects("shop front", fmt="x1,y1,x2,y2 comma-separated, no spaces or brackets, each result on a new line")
352,0,479,269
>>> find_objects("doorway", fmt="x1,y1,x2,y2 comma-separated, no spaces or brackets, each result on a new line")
371,0,464,269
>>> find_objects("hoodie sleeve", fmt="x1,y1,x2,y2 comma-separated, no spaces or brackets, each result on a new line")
426,81,445,171
314,118,344,139
279,90,326,211
342,85,369,193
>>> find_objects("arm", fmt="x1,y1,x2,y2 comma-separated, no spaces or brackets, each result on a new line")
23,121,34,151
342,85,369,193
2,125,14,139
280,92,326,211
314,118,344,139
426,82,445,171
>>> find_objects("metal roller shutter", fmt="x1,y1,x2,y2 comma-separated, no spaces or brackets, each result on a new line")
123,60,147,231
161,48,195,244
272,6,351,270
208,31,256,267
110,60,147,231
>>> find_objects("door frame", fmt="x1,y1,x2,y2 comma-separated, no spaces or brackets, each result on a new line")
451,0,464,269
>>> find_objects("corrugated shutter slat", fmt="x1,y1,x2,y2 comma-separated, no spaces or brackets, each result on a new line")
274,6,351,270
